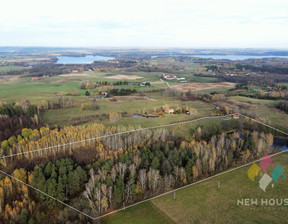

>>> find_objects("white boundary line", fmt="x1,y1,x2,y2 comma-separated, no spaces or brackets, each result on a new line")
1,149,287,220
160,78,172,89
0,169,96,220
239,113,288,137
0,113,288,220
0,115,229,160
94,149,288,220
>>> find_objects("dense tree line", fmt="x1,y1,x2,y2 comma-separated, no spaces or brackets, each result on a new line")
0,102,37,117
194,73,288,86
275,101,288,113
0,115,39,142
112,81,129,86
82,130,274,214
0,101,40,142
0,168,46,224
108,88,137,97
235,64,288,75
32,158,87,206
0,159,87,224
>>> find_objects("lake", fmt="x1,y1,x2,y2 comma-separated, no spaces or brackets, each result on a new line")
56,55,114,64
133,114,159,119
187,55,288,60
152,55,288,60
273,137,288,151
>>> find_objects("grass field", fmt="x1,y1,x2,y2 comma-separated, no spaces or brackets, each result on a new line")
189,75,217,83
101,202,175,224
102,152,288,224
228,96,288,132
41,92,214,127
0,72,164,103
0,72,221,128
0,65,28,72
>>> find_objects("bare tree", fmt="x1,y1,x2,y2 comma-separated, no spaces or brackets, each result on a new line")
98,168,107,182
173,166,180,184
133,154,141,168
94,187,102,213
111,166,117,182
116,163,127,180
149,168,160,193
125,179,134,204
138,169,147,194
108,186,113,210
129,164,136,178
101,183,107,197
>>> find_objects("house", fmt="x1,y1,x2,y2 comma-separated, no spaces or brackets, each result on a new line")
233,114,239,119
100,91,108,97
165,107,174,114
140,81,151,87
162,73,177,80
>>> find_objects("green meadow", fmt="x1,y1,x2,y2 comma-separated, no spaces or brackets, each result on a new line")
228,95,288,132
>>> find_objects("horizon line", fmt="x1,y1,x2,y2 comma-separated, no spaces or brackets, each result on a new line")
1,46,288,50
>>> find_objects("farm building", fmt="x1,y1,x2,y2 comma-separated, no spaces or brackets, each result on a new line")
162,73,177,80
140,81,151,87
233,114,239,119
165,107,174,114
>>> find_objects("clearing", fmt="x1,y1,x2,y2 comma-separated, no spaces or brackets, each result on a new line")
59,73,90,77
172,82,235,92
106,75,143,80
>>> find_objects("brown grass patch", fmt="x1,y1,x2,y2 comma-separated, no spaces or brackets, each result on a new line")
106,75,143,80
59,73,90,77
105,95,156,102
172,82,236,92
0,75,19,82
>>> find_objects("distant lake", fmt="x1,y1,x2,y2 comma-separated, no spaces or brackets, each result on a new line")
56,55,114,64
152,55,288,60
186,55,288,60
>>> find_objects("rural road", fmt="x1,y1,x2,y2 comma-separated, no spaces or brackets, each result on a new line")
160,78,172,89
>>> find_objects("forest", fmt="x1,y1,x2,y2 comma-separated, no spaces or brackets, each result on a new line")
0,116,278,223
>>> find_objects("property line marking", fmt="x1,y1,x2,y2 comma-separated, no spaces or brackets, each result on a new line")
0,169,96,220
0,115,229,160
1,113,288,220
1,149,287,220
239,113,288,136
160,78,172,89
95,149,288,220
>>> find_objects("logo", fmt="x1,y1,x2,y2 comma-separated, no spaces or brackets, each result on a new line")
248,154,286,192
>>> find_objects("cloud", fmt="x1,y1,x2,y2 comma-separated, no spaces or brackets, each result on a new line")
0,0,288,47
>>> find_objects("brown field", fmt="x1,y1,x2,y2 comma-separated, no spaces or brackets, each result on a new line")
106,75,143,80
0,75,19,82
172,82,236,92
59,73,90,77
106,95,156,102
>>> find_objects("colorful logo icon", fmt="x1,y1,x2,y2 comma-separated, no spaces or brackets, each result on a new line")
248,154,286,192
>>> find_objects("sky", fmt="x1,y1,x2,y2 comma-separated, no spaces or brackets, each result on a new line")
1,0,288,48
